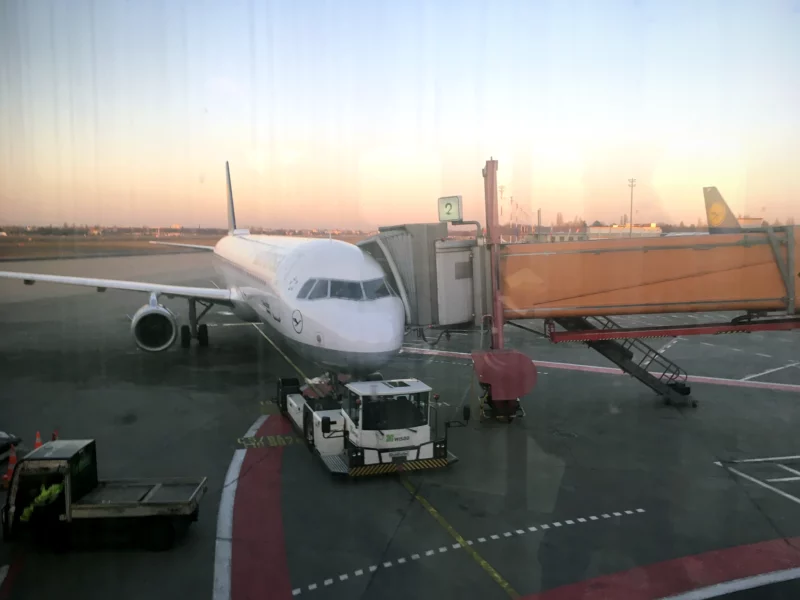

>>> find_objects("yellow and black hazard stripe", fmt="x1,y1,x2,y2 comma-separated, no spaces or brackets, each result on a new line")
712,330,750,335
348,458,451,477
237,434,299,449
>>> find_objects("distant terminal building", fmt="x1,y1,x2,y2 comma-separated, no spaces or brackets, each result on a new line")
523,224,661,243
588,224,662,239
737,217,764,229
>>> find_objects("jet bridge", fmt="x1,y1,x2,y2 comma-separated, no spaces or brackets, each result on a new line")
357,223,490,328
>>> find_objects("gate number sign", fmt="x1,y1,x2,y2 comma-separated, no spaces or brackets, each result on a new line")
437,196,463,223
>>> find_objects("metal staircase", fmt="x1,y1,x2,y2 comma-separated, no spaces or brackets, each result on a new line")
554,316,694,406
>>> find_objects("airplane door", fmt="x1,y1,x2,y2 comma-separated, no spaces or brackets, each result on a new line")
268,292,283,328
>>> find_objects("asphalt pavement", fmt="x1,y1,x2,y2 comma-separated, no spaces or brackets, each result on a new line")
1,252,799,600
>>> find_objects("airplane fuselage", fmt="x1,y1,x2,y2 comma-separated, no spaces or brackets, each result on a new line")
212,234,405,374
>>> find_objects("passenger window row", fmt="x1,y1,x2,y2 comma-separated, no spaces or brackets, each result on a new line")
296,277,396,301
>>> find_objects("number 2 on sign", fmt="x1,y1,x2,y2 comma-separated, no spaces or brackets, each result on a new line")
445,202,452,214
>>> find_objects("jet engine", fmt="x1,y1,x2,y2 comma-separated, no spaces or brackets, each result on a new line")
130,303,178,352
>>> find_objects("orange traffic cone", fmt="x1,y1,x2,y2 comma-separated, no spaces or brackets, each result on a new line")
34,431,43,449
2,445,17,489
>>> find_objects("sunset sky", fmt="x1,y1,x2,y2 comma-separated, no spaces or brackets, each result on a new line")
1,0,799,229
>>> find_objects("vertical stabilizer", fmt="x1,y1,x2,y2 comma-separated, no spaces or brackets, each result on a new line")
703,187,742,233
225,162,249,236
226,161,237,235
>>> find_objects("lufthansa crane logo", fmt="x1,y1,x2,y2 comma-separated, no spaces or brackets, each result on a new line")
708,202,726,227
292,310,303,334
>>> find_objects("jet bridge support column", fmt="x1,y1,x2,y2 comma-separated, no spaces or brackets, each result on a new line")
484,159,504,351
470,159,537,419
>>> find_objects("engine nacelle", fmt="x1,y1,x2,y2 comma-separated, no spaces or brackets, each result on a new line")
130,304,178,352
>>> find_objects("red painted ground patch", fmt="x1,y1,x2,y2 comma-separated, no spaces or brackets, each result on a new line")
0,554,24,600
231,415,294,600
523,537,800,599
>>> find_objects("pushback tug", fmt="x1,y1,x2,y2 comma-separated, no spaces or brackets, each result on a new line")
277,375,469,477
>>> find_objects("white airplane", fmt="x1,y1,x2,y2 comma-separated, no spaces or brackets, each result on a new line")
0,163,406,375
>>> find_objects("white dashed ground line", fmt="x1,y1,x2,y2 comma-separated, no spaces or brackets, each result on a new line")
757,353,772,358
291,508,647,595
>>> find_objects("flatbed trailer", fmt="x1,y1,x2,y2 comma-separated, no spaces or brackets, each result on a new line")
277,376,468,477
2,439,207,551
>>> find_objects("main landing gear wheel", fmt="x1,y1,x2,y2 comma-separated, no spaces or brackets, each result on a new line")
180,298,214,349
198,324,209,347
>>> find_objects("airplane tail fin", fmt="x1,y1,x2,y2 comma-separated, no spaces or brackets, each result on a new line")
703,187,742,233
226,162,249,236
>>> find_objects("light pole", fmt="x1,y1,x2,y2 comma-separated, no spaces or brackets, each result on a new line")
628,178,636,238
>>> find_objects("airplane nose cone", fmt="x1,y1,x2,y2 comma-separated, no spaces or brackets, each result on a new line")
305,299,405,374
346,309,404,352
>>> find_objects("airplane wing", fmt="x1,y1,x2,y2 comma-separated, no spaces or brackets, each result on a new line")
0,271,232,304
149,241,216,251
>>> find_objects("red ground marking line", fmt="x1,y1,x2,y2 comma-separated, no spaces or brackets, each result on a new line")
686,375,800,393
231,415,294,600
400,347,800,393
520,537,800,600
0,553,24,600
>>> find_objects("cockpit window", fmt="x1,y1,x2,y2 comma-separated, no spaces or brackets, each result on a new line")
307,279,330,300
297,279,316,300
363,278,392,300
301,277,395,301
330,280,364,300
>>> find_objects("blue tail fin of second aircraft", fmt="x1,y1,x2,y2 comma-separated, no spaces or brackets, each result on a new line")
226,161,249,236
703,187,742,234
